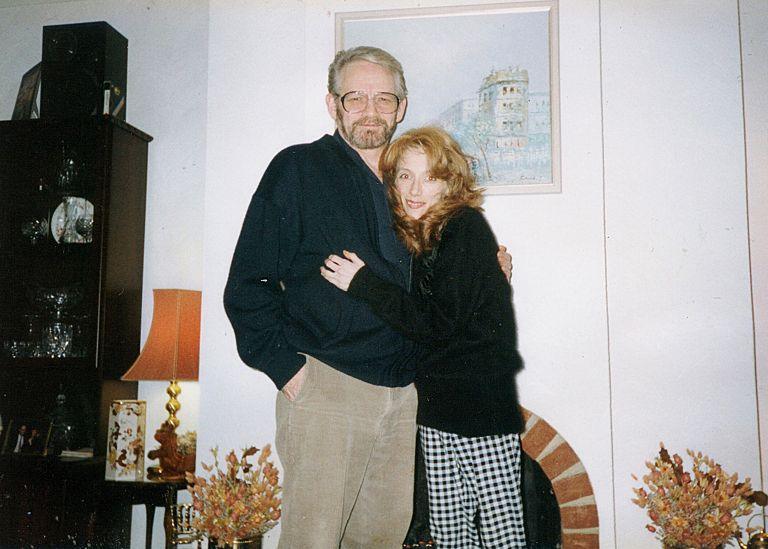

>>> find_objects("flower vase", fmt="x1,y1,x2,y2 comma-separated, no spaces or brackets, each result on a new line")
662,543,723,549
209,535,263,549
232,537,262,549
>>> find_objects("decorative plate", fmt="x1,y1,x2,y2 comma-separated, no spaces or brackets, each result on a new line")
51,197,94,244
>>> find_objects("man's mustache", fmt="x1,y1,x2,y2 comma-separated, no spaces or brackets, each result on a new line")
353,117,387,128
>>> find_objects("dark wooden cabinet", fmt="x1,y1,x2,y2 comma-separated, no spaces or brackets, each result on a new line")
0,115,151,547
0,456,105,546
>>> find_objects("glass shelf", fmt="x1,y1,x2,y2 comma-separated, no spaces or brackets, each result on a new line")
0,357,96,370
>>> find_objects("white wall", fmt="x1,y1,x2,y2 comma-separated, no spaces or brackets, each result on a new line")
602,0,762,542
199,1,306,545
1,0,765,548
741,0,768,497
202,1,765,548
0,1,208,546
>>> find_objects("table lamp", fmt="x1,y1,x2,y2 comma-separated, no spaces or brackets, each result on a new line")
122,289,201,480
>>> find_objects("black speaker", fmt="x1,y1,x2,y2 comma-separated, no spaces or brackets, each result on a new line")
41,21,128,120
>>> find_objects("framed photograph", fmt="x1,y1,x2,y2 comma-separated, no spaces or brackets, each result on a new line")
1,418,52,456
337,1,561,194
11,62,41,120
105,400,146,481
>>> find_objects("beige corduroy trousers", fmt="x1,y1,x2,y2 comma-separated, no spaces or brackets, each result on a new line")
275,355,418,549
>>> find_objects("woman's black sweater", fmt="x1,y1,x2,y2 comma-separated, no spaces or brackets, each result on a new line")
348,206,524,437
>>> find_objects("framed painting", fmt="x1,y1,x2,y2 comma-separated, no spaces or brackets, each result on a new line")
11,62,41,120
337,1,561,194
1,418,52,456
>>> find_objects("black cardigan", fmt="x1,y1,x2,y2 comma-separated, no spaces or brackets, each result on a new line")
348,207,524,437
224,133,421,389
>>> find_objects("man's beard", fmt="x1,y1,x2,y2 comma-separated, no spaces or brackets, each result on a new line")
338,114,397,150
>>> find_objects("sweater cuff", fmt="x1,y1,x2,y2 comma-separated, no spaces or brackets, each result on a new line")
348,265,377,300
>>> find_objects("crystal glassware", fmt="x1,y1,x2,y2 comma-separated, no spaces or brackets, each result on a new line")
33,286,84,319
3,340,29,358
42,322,73,358
75,217,94,242
21,218,49,245
56,142,81,193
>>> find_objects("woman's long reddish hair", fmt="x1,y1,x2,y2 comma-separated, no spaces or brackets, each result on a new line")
380,126,483,255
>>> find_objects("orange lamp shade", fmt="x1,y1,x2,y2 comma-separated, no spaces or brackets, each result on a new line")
122,289,201,381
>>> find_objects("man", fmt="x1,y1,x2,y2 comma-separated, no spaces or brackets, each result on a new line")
13,424,28,453
224,46,510,548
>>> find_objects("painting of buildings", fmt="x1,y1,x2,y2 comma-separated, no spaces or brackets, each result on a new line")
439,67,552,187
338,2,560,193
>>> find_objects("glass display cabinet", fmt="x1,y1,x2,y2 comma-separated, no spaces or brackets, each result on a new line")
0,115,151,546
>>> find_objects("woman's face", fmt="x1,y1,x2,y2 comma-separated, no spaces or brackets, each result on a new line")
394,149,448,220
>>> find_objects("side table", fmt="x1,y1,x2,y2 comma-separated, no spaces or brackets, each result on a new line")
102,479,188,549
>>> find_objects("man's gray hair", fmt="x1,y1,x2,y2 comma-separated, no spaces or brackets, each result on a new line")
328,46,408,98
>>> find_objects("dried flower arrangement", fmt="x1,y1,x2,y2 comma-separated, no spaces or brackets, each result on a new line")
186,445,281,545
632,443,757,548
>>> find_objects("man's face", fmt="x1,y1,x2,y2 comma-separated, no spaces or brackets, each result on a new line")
326,60,407,151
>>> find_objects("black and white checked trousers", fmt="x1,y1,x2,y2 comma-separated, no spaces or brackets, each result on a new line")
419,425,526,548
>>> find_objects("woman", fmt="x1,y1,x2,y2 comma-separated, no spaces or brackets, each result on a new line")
320,127,526,548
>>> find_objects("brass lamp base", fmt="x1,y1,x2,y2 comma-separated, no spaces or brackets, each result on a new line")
145,379,195,481
164,379,182,430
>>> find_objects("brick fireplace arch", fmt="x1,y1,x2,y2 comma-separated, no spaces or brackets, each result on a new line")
521,407,599,548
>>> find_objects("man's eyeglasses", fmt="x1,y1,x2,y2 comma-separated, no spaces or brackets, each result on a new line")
338,91,401,114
